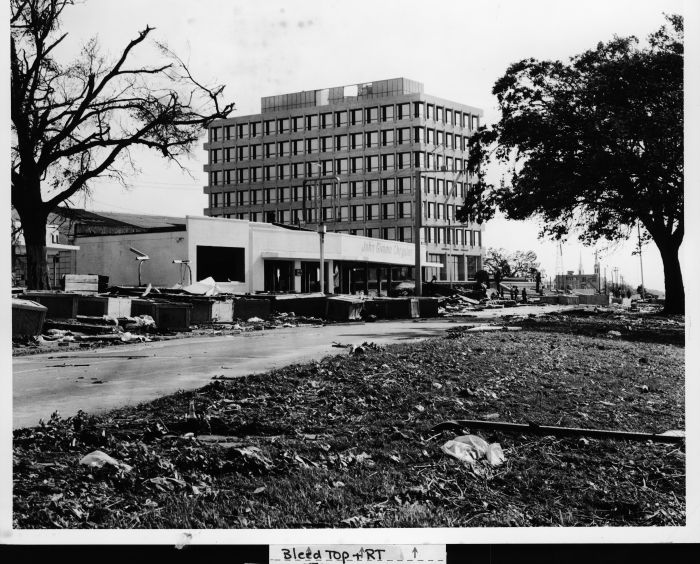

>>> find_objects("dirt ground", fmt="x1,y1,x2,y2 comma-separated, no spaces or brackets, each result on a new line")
13,310,685,528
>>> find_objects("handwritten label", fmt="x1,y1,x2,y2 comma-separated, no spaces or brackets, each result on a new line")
270,545,446,564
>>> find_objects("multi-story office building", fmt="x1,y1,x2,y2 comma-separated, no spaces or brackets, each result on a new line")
203,78,484,289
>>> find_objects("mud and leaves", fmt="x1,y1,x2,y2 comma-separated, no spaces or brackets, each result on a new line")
13,312,684,528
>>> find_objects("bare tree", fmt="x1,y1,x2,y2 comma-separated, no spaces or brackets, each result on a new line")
11,0,234,289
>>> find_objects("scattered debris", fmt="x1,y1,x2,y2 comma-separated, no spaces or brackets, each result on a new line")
441,435,505,467
79,450,132,473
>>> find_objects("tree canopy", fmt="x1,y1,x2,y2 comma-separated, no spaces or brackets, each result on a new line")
458,15,683,313
11,0,234,288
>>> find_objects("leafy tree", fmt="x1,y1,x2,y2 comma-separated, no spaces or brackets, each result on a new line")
458,15,683,313
11,0,234,289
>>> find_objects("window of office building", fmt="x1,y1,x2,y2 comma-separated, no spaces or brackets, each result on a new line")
399,226,412,242
292,186,303,202
322,183,335,199
426,128,434,145
350,132,363,150
278,187,291,202
339,182,349,198
436,203,444,219
382,178,395,195
250,122,260,137
210,192,220,207
278,141,290,157
211,148,221,164
397,128,410,144
436,178,445,195
210,127,220,142
436,154,444,169
365,155,378,172
350,108,363,125
264,165,275,181
397,152,411,170
471,115,478,130
365,107,378,123
292,116,304,132
382,203,395,219
454,157,462,171
278,163,290,179
413,127,424,144
381,129,394,146
251,167,261,182
436,130,444,147
237,123,249,138
426,104,434,120
237,145,249,160
365,228,377,238
351,205,364,221
382,227,395,240
237,168,249,183
322,160,333,175
250,144,260,160
225,192,233,207
436,106,444,122
398,201,411,218
264,143,275,158
225,147,234,162
365,179,378,196
365,131,378,147
413,101,424,118
381,154,395,171
265,188,274,204
445,133,453,149
251,189,261,205
350,156,363,173
323,207,334,221
339,206,349,221
366,203,379,220
306,114,318,130
321,136,333,152
335,135,348,151
225,126,235,140
292,139,303,155
335,158,348,174
292,162,304,179
427,202,435,219
413,151,425,168
445,109,453,125
335,110,347,127
350,181,362,198
320,112,332,129
237,190,249,205
381,105,394,122
397,103,410,120
279,210,290,223
264,120,275,135
306,138,319,153
265,211,276,223
397,177,411,194
275,117,288,134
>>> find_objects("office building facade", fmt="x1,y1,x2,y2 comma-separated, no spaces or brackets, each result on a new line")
203,78,484,284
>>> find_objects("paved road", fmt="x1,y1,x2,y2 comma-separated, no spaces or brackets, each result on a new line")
12,304,571,428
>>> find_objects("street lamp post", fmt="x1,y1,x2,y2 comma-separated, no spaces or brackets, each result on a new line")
302,164,340,293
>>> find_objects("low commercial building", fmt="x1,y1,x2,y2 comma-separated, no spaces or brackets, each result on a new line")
75,214,441,295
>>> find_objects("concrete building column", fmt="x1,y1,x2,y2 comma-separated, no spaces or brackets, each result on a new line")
293,259,302,293
327,259,334,294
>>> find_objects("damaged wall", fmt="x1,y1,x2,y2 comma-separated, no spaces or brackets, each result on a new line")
76,231,188,286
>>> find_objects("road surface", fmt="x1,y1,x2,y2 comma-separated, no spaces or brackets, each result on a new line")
13,305,570,428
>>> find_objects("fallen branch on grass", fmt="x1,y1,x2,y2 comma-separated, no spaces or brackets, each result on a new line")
431,419,685,444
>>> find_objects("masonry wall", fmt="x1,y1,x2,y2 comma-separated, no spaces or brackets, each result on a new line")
76,231,187,287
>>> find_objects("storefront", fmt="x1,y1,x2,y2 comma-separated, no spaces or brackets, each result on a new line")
76,215,442,295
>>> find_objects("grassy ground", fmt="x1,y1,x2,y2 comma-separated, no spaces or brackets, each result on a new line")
13,312,685,528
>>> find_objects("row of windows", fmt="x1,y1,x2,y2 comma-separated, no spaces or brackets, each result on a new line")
208,180,471,210
209,181,415,207
210,155,469,184
209,102,479,141
209,128,470,162
423,227,482,247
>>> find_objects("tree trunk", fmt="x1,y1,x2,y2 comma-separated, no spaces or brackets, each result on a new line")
657,240,684,315
18,211,50,290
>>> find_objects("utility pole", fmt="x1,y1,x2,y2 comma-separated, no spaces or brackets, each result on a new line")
637,221,645,298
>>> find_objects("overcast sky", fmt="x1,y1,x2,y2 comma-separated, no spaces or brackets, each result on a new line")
53,0,692,292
